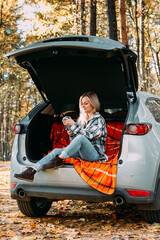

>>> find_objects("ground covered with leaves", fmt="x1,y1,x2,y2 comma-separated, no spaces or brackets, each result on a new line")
1,162,160,240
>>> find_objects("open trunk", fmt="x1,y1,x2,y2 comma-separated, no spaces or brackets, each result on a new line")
26,103,127,162
6,35,137,162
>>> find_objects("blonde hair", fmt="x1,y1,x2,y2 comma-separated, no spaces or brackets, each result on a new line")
77,92,100,127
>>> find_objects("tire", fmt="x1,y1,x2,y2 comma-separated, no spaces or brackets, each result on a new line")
143,210,160,223
17,197,52,217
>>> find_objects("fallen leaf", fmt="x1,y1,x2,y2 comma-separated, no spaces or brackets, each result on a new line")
112,214,117,220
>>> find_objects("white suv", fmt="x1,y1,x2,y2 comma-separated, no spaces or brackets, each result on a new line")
6,35,160,223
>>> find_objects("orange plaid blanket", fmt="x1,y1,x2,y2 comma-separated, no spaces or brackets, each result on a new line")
49,121,123,195
64,155,118,195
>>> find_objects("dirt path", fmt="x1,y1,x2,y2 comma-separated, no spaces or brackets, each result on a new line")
1,161,160,240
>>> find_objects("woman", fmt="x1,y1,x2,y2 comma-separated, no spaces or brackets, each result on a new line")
14,92,108,182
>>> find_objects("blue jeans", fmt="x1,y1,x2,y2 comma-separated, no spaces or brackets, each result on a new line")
34,135,100,171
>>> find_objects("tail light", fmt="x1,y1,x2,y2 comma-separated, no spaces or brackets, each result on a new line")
13,124,22,134
10,183,17,189
125,123,151,135
126,189,150,197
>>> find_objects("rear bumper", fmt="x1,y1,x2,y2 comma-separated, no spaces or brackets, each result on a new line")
10,182,154,205
11,182,113,202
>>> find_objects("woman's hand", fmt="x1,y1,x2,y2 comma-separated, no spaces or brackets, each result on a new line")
62,117,75,126
67,130,74,137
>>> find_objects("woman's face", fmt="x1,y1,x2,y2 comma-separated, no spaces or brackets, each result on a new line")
81,96,94,114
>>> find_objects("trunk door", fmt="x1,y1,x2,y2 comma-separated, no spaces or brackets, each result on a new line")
5,35,138,111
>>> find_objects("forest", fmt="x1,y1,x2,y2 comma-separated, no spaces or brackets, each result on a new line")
0,0,160,161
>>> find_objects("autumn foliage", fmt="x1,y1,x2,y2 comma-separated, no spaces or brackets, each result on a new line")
1,162,160,239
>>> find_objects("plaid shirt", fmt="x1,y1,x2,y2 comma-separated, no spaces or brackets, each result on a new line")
70,112,108,161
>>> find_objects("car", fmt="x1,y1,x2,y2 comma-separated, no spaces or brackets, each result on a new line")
5,35,160,223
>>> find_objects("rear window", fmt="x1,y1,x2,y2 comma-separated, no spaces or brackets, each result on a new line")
146,98,160,123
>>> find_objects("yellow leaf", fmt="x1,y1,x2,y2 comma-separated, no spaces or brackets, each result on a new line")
18,212,24,217
50,228,57,233
54,220,60,224
30,222,36,229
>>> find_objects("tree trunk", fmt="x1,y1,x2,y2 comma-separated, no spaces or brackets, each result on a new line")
0,96,4,161
81,0,86,35
147,20,159,83
134,0,140,73
119,0,128,45
140,0,146,90
90,0,96,36
76,0,80,35
155,51,160,77
4,104,9,160
105,0,118,40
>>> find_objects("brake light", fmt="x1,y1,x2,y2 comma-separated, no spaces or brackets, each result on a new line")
13,124,22,134
10,183,17,189
126,189,150,197
125,124,151,135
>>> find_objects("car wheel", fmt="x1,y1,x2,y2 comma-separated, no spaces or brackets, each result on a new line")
17,197,52,217
143,210,160,223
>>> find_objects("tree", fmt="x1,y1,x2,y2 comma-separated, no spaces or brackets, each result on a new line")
105,0,118,40
119,0,128,45
139,0,146,90
0,0,42,160
0,0,21,160
80,0,86,35
90,0,97,36
126,0,160,94
133,0,140,73
1,0,160,161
